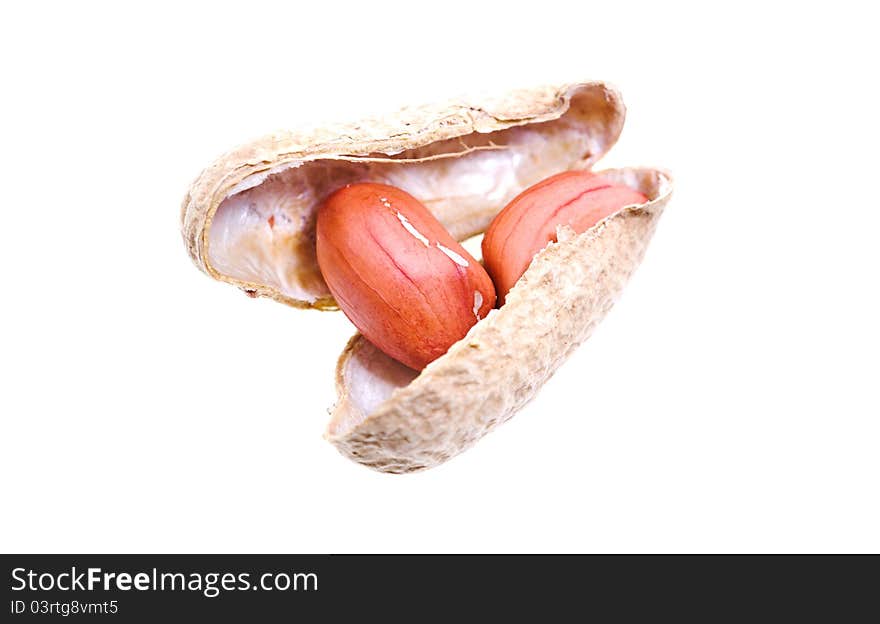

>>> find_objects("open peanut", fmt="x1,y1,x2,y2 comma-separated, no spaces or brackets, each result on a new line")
316,182,496,370
182,81,672,473
482,170,648,304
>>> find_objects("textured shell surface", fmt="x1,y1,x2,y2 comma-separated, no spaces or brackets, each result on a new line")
181,81,625,307
329,168,672,473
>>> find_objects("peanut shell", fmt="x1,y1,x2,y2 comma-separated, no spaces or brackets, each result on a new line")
328,167,672,473
181,81,625,308
179,81,672,474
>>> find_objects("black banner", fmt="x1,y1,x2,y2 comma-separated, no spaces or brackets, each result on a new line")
1,554,875,621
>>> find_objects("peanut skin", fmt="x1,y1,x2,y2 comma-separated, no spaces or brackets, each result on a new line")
317,183,496,370
482,171,648,304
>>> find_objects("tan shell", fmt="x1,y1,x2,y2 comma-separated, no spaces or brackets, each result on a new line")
180,81,625,308
179,80,672,473
328,167,672,473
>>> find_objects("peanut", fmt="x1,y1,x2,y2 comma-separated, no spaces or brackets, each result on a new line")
482,171,648,304
316,182,496,370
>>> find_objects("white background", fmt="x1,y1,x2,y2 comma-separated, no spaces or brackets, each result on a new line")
2,1,878,553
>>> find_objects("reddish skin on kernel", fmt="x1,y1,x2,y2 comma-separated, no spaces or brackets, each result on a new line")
482,170,648,305
316,183,496,370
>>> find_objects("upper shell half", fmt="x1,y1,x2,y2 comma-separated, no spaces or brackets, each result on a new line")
180,81,626,308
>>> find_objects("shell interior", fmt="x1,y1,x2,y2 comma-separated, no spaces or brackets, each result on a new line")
207,86,621,304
